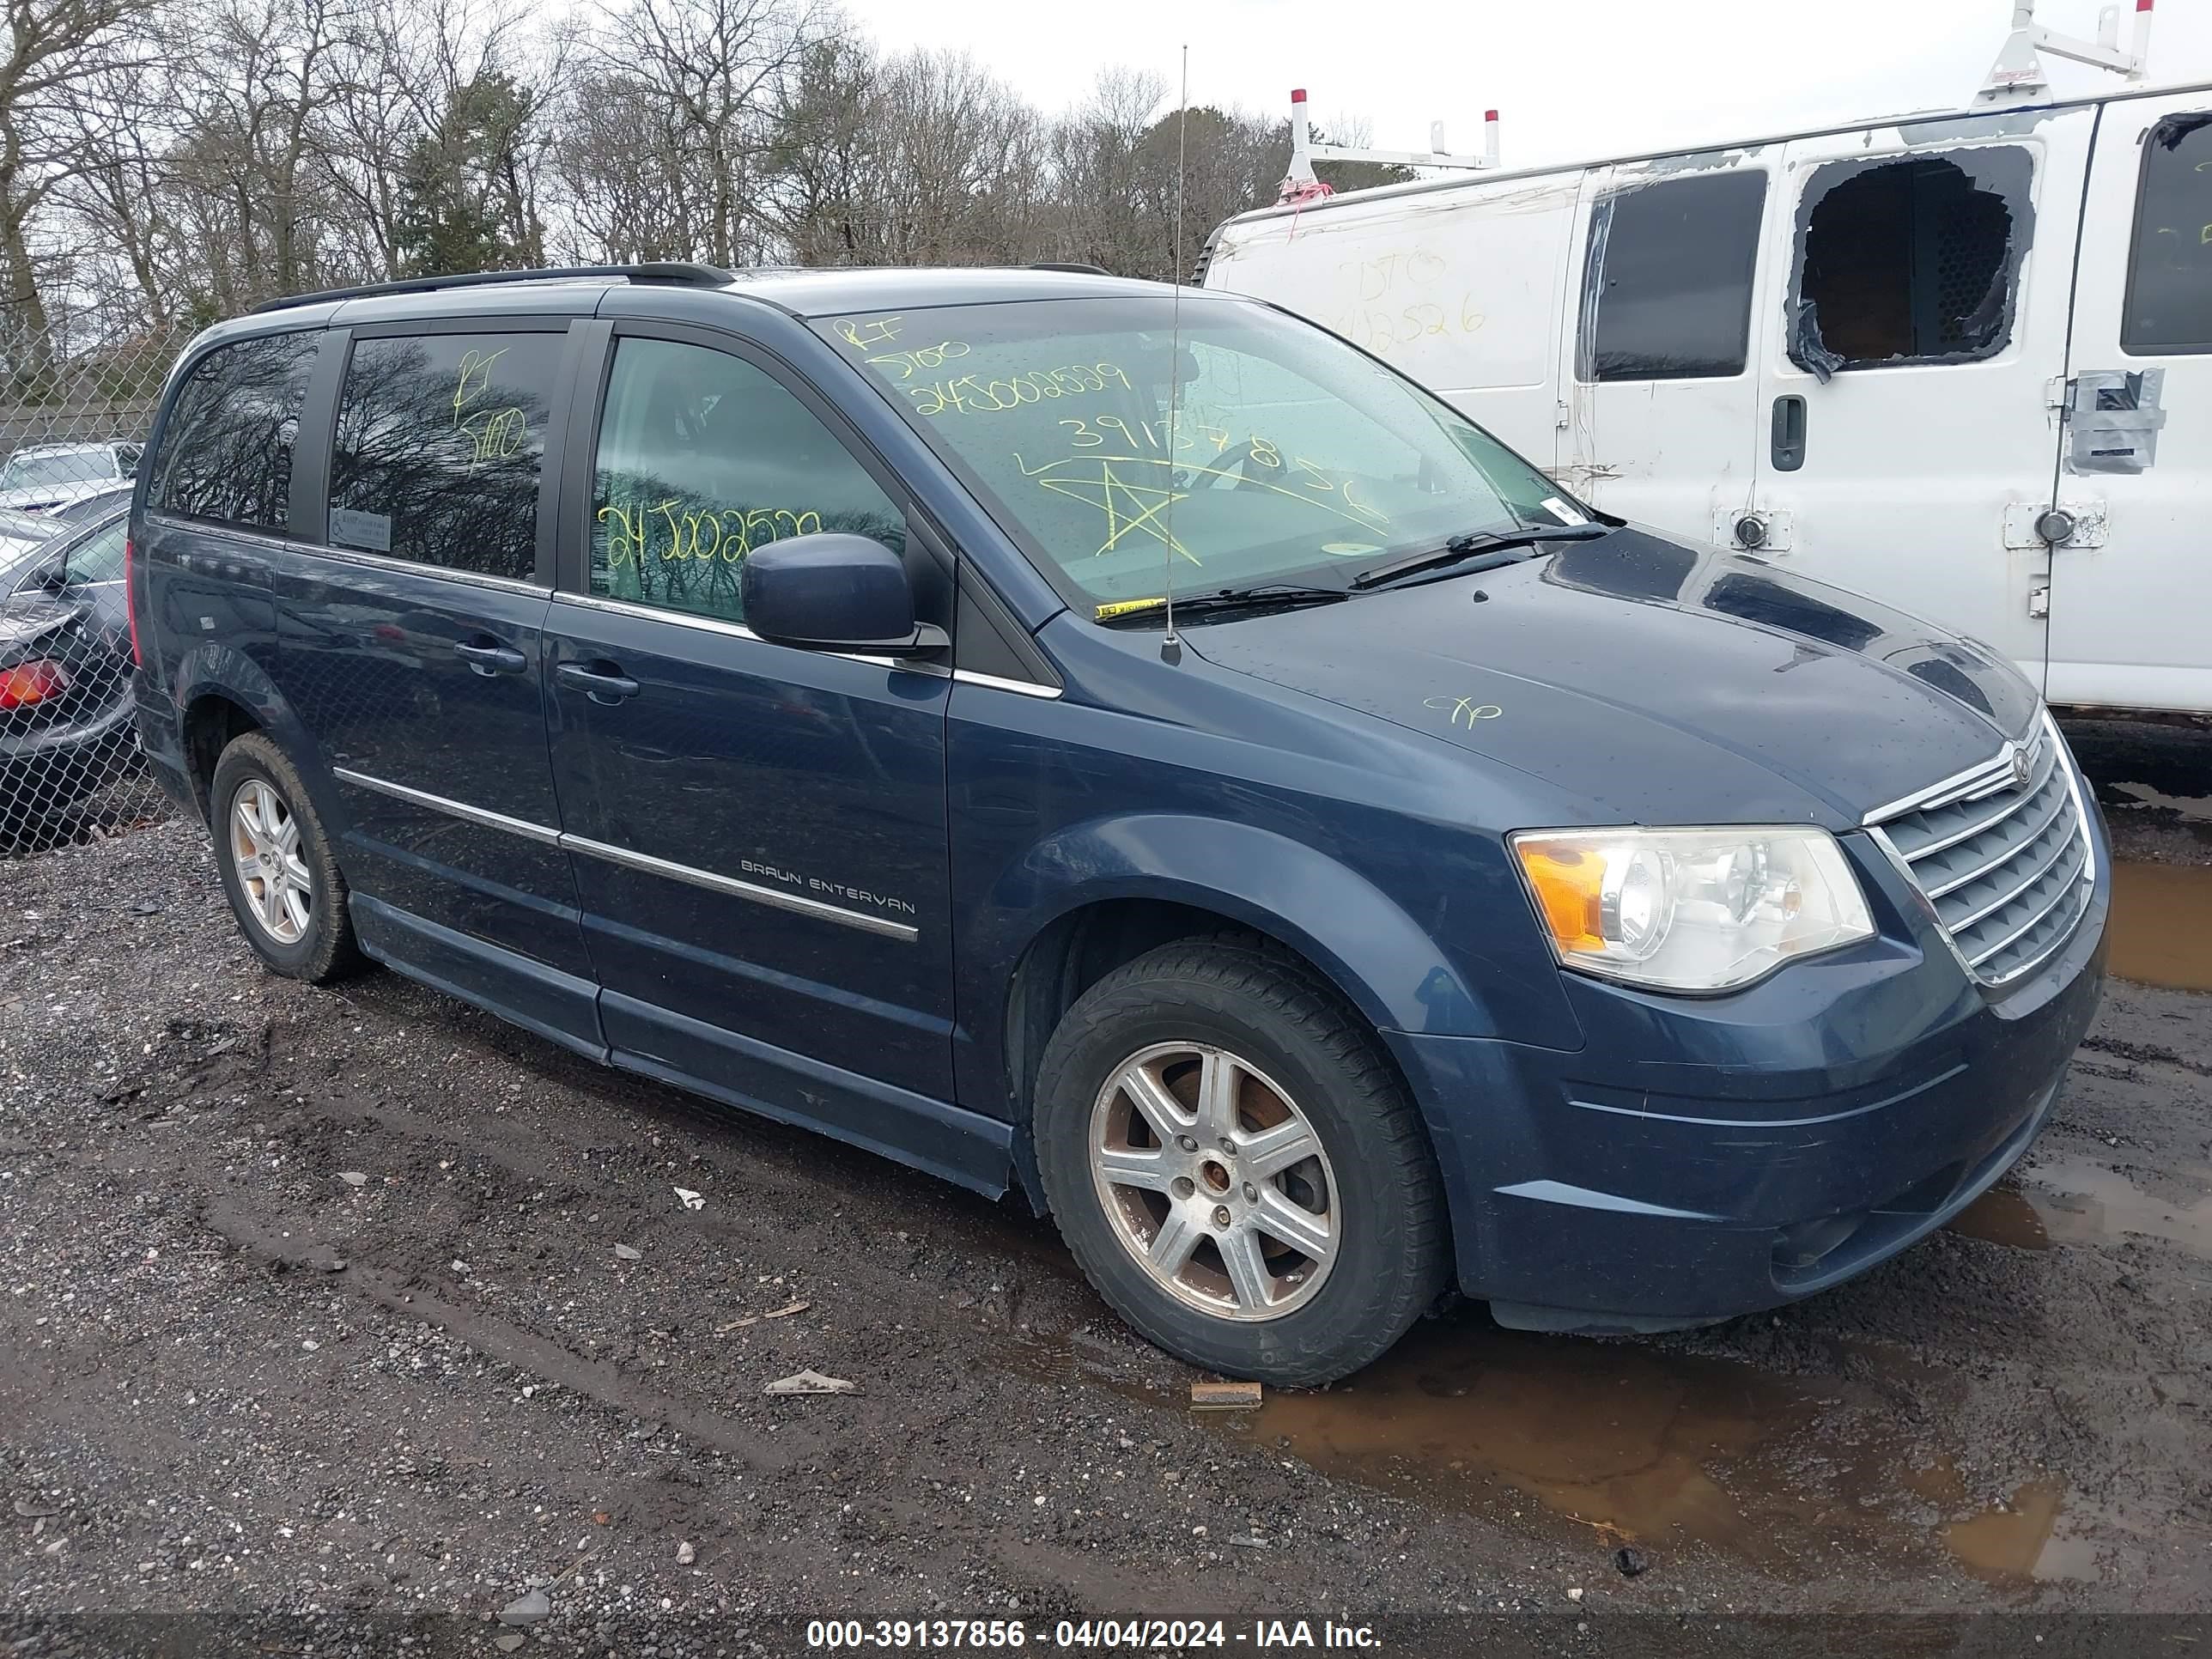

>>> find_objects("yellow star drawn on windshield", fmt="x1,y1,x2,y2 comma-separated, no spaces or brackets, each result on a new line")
1035,459,1201,564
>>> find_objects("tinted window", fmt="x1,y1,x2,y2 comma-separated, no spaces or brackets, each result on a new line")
329,332,564,581
1582,169,1766,381
64,520,127,585
591,338,903,623
150,332,318,530
2124,114,2212,354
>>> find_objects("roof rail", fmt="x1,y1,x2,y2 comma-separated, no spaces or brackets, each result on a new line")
1030,261,1110,275
248,262,733,316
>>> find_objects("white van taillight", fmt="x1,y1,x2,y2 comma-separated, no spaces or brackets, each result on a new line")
125,534,142,667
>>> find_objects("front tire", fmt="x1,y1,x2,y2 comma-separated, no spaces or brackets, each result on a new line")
1034,939,1447,1386
210,732,362,983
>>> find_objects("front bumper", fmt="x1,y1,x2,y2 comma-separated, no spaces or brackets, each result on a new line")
1386,823,2111,1332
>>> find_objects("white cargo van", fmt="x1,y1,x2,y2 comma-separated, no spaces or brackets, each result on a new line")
1200,83,2212,719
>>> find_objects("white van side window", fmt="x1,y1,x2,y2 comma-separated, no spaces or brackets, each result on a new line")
1789,148,2032,378
1578,168,1765,383
2122,113,2212,355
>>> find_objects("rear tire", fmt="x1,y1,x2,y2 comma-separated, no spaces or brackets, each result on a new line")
210,732,362,983
1034,939,1446,1386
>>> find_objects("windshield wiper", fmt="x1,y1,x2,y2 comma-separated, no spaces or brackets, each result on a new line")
1349,524,1611,591
1094,583,1351,627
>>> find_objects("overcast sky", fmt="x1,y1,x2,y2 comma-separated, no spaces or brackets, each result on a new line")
844,0,2212,170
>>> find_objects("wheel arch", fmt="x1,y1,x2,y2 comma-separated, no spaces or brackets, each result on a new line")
978,814,1488,1213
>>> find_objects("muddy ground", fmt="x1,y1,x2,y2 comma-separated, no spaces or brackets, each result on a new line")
2,726,2209,1655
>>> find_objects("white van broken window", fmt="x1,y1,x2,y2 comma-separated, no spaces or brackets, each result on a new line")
1789,148,2032,378
1578,168,1766,382
2122,113,2212,355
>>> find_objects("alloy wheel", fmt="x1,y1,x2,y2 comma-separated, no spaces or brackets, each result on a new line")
229,778,313,945
1087,1041,1340,1322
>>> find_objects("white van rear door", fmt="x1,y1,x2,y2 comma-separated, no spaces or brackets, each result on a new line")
1557,155,1773,538
2049,92,2212,716
1199,175,1579,472
1745,110,2095,693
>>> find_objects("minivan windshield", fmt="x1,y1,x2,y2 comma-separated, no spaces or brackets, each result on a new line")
816,296,1582,617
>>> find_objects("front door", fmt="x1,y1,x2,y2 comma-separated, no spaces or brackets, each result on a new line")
544,327,976,1179
1744,111,2096,690
271,323,599,1047
2049,92,2212,714
1557,155,1771,536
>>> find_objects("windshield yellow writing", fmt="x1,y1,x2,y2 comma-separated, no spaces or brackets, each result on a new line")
865,341,969,379
599,500,823,567
1015,447,1389,536
835,316,903,349
905,362,1132,416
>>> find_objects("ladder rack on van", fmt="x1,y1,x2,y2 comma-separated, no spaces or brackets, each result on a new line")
248,263,738,315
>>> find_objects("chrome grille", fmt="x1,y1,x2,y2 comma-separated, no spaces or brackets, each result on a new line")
1868,716,2094,988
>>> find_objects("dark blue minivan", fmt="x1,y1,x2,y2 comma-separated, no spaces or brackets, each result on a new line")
127,263,2108,1383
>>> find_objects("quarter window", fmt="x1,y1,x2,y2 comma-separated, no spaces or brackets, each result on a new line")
1581,168,1766,381
328,331,565,581
2123,113,2212,354
590,337,903,624
149,331,319,531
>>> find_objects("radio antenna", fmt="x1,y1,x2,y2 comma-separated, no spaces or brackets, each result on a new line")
1161,43,1189,664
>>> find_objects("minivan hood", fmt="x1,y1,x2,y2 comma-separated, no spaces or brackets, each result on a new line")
1183,531,2039,827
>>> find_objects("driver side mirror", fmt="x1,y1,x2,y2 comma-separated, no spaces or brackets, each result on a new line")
740,532,946,656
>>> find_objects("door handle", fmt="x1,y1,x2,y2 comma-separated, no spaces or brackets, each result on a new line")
556,659,641,705
454,637,527,677
1771,395,1807,471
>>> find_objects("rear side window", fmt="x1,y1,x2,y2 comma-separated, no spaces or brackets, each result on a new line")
590,337,904,624
1790,148,2030,374
150,331,319,531
1580,169,1766,381
2124,114,2212,354
328,331,566,581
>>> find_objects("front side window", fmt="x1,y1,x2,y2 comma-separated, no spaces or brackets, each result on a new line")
1580,168,1766,381
149,331,319,531
63,520,127,585
1790,148,2031,374
817,296,1573,616
590,337,904,624
2123,114,2212,354
328,331,565,581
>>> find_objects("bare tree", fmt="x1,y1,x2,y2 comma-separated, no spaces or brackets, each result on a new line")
0,0,162,362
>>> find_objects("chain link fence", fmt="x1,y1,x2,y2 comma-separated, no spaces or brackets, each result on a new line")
0,317,186,856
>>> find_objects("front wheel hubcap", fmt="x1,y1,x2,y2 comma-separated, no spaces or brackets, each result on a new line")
1088,1042,1340,1322
229,778,313,945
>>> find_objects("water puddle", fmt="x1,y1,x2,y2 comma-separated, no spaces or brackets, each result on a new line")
1947,1184,2052,1250
1010,1309,2101,1584
1948,1158,2211,1261
1940,1478,2098,1583
2107,862,2212,993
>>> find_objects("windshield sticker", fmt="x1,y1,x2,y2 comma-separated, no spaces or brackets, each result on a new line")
1541,495,1589,526
1424,695,1503,728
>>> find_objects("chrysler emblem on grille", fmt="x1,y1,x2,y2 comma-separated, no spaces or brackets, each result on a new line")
2008,746,2032,789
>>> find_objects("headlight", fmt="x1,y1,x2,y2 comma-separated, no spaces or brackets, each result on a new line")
1510,826,1875,992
